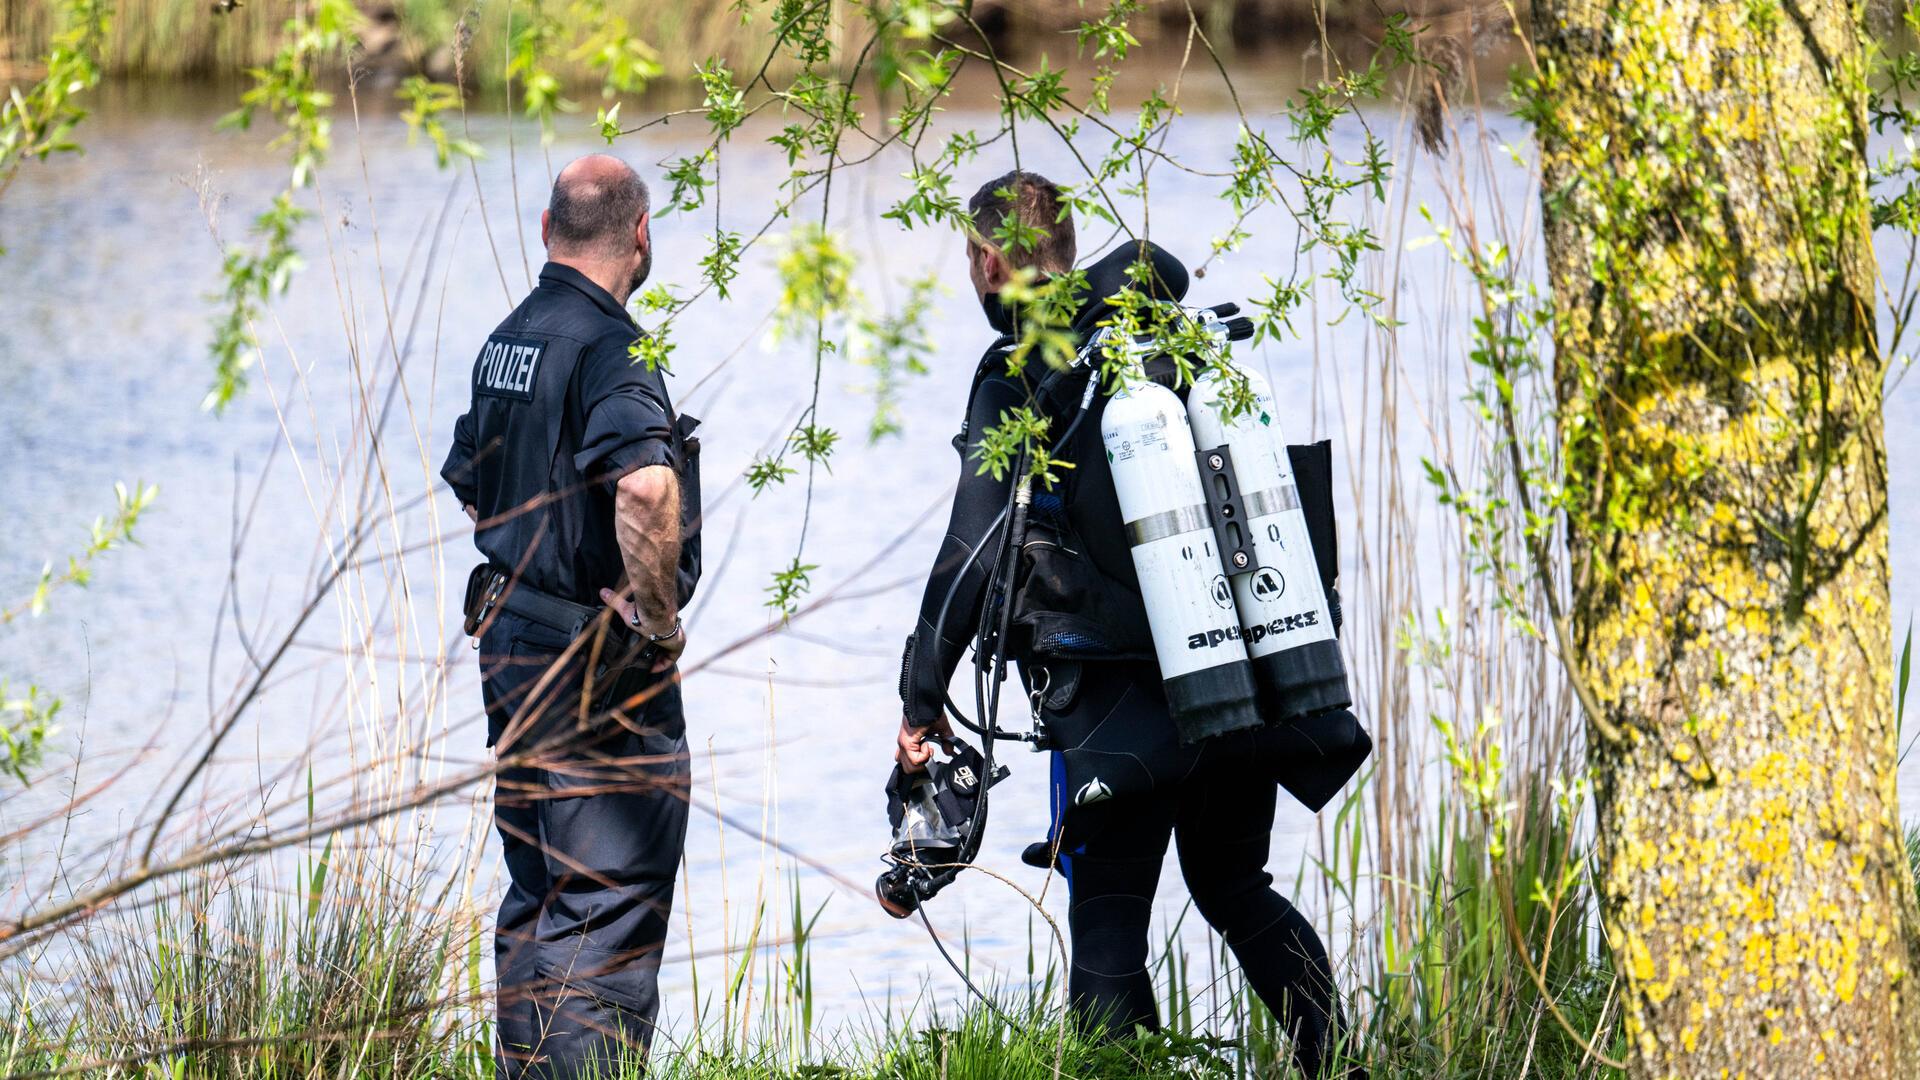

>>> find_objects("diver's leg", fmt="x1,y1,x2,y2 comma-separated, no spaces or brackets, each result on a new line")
1174,775,1354,1078
1063,790,1175,1036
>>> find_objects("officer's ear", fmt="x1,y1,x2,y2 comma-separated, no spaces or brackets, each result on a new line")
540,209,552,250
635,211,651,255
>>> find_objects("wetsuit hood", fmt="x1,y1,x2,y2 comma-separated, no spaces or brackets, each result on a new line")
1070,239,1191,334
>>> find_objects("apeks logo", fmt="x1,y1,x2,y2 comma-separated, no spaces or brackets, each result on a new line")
1244,610,1319,644
1186,625,1243,650
474,335,546,401
1209,575,1233,609
1074,778,1113,806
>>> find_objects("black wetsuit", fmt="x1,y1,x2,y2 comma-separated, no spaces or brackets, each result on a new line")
898,246,1355,1076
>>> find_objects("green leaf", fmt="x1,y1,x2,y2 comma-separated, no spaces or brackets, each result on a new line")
1900,620,1913,734
306,832,334,922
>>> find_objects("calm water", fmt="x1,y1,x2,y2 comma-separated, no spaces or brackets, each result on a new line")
4,69,1920,1034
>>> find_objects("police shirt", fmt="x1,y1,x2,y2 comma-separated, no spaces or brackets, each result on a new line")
441,262,676,605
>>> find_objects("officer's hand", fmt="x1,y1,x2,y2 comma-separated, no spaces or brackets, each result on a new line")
896,713,952,774
645,623,687,673
599,588,686,673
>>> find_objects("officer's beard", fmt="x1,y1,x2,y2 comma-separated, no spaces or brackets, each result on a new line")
629,226,654,296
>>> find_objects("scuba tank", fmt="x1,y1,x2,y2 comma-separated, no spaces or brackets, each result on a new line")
1097,301,1353,740
1100,375,1263,743
1187,364,1351,719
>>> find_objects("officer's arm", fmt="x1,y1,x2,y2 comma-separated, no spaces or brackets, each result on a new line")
440,409,481,514
574,328,681,654
613,464,682,640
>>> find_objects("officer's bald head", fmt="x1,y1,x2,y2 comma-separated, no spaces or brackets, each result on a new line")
546,155,650,261
544,155,653,296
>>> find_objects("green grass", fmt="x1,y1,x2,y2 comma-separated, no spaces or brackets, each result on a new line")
0,703,1639,1080
0,780,1637,1080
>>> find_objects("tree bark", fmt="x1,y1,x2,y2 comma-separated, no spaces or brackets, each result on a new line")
1532,0,1919,1074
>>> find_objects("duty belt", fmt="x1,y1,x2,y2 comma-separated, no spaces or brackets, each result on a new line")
467,564,614,643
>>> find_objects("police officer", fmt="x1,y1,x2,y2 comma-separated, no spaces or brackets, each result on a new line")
892,171,1367,1078
442,154,698,1078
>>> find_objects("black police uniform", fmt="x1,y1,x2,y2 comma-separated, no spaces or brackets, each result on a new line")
442,262,698,1078
898,243,1368,1078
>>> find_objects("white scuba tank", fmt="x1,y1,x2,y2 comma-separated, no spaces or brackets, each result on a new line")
1187,363,1351,719
1100,376,1261,743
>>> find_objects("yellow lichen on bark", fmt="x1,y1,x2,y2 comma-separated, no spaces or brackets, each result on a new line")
1532,0,1917,1075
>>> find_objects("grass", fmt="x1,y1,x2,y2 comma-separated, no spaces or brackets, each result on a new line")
0,0,822,86
0,865,1269,1078
0,771,1629,1079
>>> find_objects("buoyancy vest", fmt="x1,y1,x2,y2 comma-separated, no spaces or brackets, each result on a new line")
961,242,1370,814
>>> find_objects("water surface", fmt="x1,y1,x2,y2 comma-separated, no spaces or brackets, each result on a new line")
3,67,1918,1034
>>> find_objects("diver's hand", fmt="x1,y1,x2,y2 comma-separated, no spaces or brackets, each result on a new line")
896,713,952,774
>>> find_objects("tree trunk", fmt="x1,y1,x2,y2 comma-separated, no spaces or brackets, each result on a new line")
1532,0,1919,1074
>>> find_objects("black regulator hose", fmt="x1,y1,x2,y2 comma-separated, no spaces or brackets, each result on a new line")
916,355,1097,897
909,354,1096,1020
932,507,1009,733
930,360,1100,739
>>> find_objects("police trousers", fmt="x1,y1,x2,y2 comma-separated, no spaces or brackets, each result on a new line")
479,610,690,1079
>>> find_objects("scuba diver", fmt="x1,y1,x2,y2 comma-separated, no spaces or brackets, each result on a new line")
889,170,1371,1078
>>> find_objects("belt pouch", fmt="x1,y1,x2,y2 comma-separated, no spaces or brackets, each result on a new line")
462,563,496,636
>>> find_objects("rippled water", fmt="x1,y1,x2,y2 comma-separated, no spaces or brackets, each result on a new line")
4,67,1919,1033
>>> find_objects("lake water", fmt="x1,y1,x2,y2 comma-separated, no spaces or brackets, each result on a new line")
4,60,1920,1040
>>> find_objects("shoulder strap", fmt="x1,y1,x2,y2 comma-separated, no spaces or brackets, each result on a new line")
953,335,1018,453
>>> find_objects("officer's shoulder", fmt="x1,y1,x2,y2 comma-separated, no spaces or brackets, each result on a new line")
582,318,643,350
576,321,658,380
521,288,639,347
